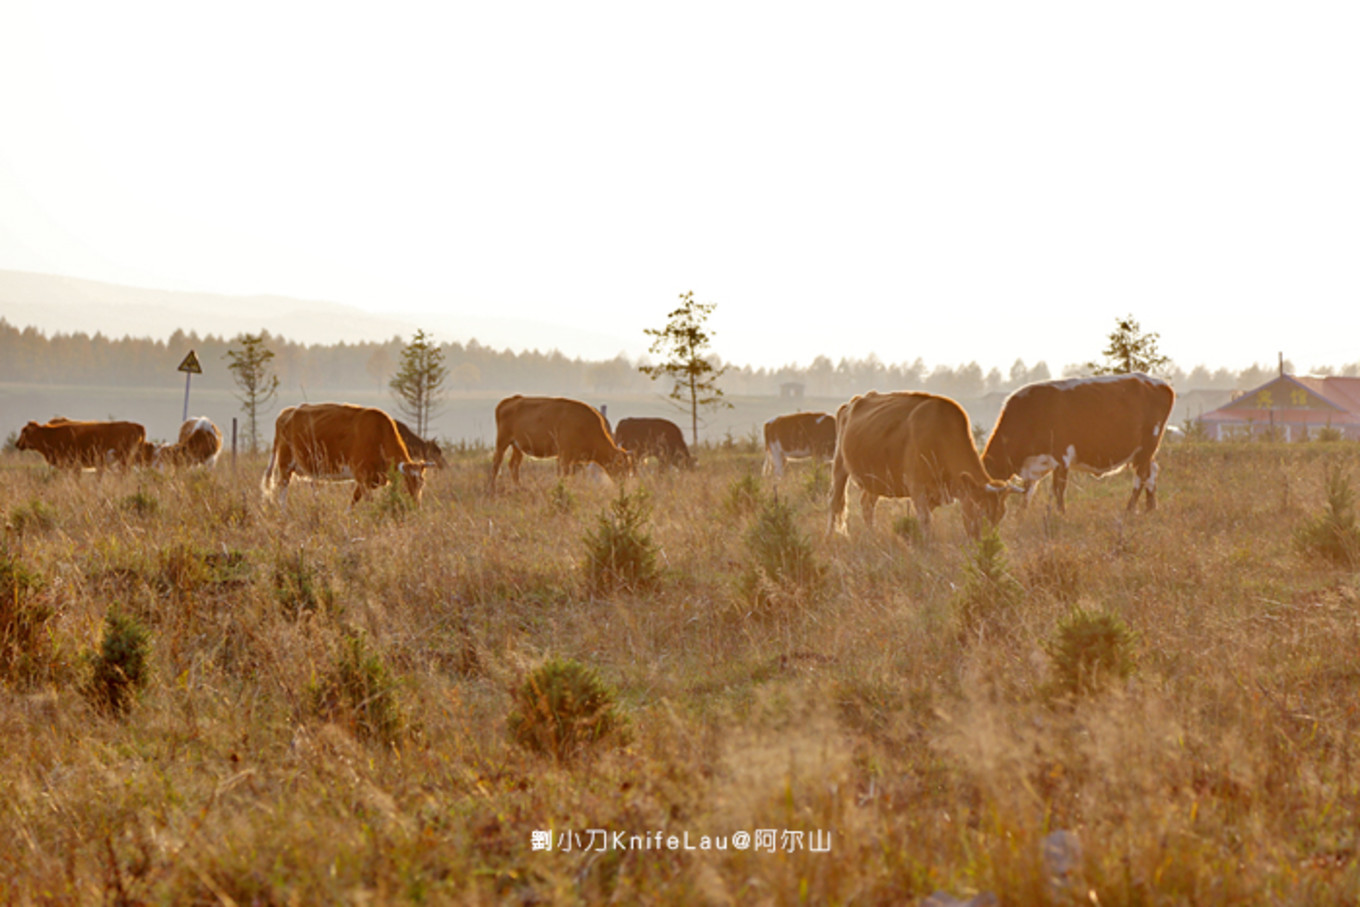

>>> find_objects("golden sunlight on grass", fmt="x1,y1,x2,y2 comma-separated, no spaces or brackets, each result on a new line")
2,440,1360,903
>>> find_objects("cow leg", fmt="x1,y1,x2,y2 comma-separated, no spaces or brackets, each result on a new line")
828,454,851,536
1052,466,1069,513
1129,459,1158,512
489,443,509,492
859,488,879,532
508,447,524,485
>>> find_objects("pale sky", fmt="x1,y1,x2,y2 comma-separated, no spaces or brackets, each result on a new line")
2,2,1358,373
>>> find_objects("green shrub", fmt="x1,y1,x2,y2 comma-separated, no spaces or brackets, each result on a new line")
736,495,826,611
723,472,765,517
892,514,924,546
801,461,830,502
1296,464,1360,568
507,656,628,761
548,479,576,515
0,550,52,686
1043,607,1139,698
7,499,57,535
273,550,335,619
119,490,160,517
954,527,1024,638
583,488,659,596
310,630,404,745
86,610,151,717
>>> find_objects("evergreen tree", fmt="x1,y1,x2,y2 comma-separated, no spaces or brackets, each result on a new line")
224,332,280,453
388,329,448,438
639,291,731,446
1087,315,1172,376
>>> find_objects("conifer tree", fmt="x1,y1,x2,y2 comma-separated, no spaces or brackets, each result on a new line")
388,329,447,438
639,291,731,446
224,332,279,453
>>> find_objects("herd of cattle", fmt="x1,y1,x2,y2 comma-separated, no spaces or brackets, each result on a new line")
10,373,1176,536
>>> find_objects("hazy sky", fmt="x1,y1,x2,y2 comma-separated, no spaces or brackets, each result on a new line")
2,2,1358,373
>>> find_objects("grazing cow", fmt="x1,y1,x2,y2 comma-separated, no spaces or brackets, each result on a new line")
763,412,837,478
262,403,431,507
490,395,632,491
829,391,1020,539
15,418,147,472
982,373,1176,513
613,417,695,469
153,417,223,468
394,420,448,469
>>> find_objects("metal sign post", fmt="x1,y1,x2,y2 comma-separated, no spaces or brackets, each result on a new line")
177,350,202,422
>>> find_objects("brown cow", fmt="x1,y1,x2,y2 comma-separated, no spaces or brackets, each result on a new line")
982,373,1176,513
613,417,694,469
262,403,431,507
490,395,632,491
829,391,1020,539
394,420,448,469
763,412,837,478
153,417,223,468
15,418,146,472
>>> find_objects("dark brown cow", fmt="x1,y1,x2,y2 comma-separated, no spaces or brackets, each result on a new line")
763,412,837,478
490,395,632,491
153,417,223,468
829,391,1020,539
15,418,146,472
613,417,694,469
982,373,1176,513
394,420,448,469
262,403,431,507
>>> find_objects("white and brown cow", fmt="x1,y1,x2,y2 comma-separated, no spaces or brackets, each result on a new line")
262,403,431,507
153,417,223,468
829,391,1020,539
981,373,1176,513
15,418,147,473
763,412,837,478
490,395,632,491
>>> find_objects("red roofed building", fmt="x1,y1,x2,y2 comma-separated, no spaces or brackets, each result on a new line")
1198,374,1360,440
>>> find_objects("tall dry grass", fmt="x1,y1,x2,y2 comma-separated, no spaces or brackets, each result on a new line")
1,440,1359,904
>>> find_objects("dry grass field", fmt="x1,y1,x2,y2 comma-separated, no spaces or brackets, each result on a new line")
3,439,1360,905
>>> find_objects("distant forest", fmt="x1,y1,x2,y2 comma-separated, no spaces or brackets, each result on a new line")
2,318,1356,399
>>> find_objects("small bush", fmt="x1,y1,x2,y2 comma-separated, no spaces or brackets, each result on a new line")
955,528,1024,638
583,488,659,596
736,495,826,612
1296,464,1360,568
8,499,57,535
723,473,765,517
273,549,335,620
375,465,417,520
0,550,53,685
548,480,576,515
507,656,628,762
119,490,160,518
1043,607,1138,698
86,610,151,717
310,630,404,745
801,461,830,502
892,514,924,546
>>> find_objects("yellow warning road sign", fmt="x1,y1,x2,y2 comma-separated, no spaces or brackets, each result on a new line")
177,350,202,374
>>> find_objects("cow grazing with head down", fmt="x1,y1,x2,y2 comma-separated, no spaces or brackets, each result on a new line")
613,417,694,470
982,373,1176,513
394,420,448,469
829,391,1021,540
262,403,431,507
16,418,147,473
763,412,837,478
153,417,223,468
490,395,632,492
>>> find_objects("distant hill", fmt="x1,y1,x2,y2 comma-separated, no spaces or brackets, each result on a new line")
0,269,421,345
0,269,640,359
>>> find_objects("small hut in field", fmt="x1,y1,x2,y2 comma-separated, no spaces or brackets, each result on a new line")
1197,374,1360,440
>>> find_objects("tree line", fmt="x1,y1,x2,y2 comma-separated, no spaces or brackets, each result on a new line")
2,316,1355,404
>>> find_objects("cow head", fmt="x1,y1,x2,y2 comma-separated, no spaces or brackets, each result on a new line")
605,448,635,481
397,460,430,505
15,422,39,451
958,473,1025,539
